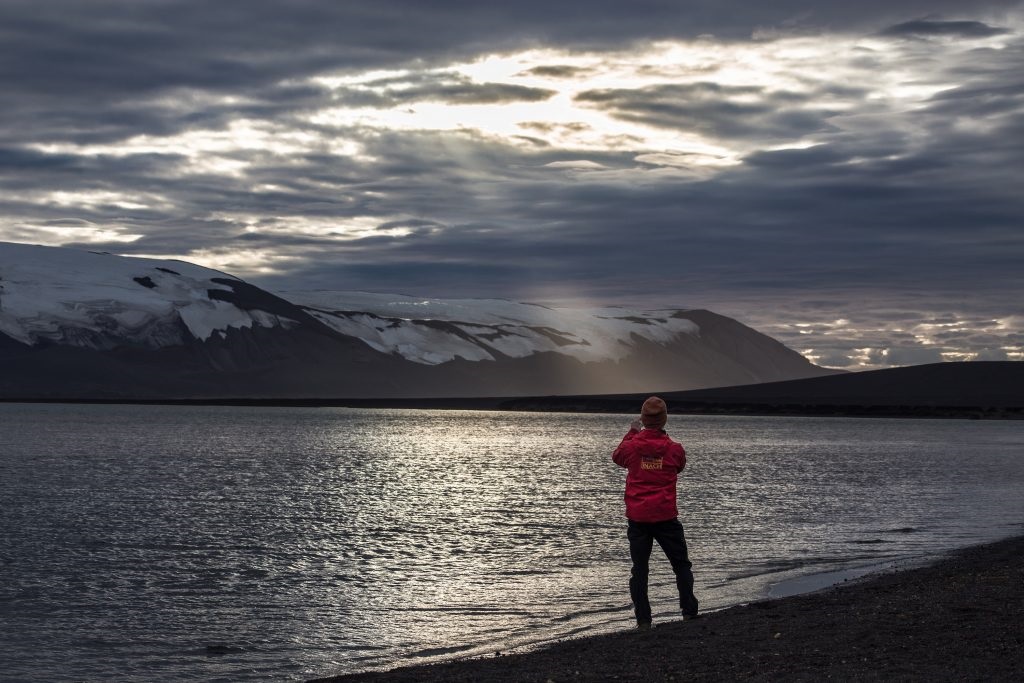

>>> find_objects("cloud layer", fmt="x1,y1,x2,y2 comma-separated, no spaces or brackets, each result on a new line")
1,1,1022,369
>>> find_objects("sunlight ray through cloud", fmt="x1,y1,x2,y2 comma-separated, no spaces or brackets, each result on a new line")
0,1,1022,369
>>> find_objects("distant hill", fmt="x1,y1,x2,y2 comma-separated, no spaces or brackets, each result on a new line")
0,241,836,399
499,362,1024,419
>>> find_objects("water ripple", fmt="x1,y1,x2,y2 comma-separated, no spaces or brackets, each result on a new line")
1,405,1022,681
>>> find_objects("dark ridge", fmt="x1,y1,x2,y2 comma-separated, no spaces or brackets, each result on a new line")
473,328,526,343
156,267,180,275
597,315,655,325
666,361,1023,407
497,362,1024,419
206,278,333,333
5,362,1022,420
526,326,585,347
0,330,29,350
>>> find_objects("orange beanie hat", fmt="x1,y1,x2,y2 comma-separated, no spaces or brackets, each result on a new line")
640,396,668,428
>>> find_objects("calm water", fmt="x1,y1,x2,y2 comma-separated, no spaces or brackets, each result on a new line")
1,404,1022,682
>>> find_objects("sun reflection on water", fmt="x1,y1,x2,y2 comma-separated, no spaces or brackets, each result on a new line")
1,405,1023,681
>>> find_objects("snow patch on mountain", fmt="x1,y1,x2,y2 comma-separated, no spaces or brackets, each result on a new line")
287,290,700,365
0,242,295,348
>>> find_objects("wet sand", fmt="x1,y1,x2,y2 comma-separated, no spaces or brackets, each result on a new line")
311,534,1024,682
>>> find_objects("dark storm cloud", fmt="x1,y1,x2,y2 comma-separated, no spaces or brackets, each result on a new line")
0,146,82,171
0,148,186,182
393,81,557,105
377,218,447,231
881,19,1011,38
0,1,1014,149
521,65,594,78
248,117,1019,300
2,0,1023,368
334,77,557,108
926,79,1024,119
576,83,851,141
2,2,1016,95
518,122,594,134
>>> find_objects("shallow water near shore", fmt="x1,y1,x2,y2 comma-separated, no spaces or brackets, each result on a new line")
1,404,1022,681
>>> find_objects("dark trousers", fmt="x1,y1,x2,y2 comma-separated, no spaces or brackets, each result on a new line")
627,517,698,623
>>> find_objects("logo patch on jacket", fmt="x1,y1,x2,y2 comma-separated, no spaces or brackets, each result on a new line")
641,456,663,470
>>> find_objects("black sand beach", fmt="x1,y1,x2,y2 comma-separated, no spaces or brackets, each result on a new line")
311,534,1024,682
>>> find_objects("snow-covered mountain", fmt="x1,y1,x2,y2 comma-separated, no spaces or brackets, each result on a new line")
0,243,299,349
289,290,701,365
0,242,837,399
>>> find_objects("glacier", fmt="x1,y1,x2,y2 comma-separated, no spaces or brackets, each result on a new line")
0,242,296,349
0,242,701,364
290,290,700,365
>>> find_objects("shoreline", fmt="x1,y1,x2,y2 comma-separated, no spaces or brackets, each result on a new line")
310,534,1024,682
2,397,1021,420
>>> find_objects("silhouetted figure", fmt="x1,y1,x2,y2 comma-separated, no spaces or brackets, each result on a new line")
612,396,698,628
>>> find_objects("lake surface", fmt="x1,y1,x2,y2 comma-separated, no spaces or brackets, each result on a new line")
1,404,1022,682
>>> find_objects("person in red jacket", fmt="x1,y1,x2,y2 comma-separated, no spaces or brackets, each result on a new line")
612,396,698,628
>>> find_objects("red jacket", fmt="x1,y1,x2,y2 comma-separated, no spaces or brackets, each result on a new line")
612,428,687,522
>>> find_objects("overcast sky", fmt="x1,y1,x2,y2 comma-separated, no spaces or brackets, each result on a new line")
1,1,1022,370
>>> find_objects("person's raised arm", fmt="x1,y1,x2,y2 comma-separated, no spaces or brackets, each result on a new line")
612,419,642,467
